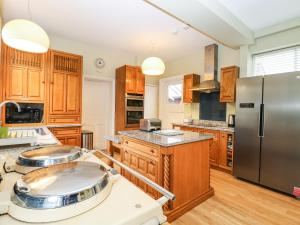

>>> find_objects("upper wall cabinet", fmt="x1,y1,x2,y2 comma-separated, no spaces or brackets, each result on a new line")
183,74,200,103
220,66,239,103
3,44,46,102
47,50,82,124
124,65,145,95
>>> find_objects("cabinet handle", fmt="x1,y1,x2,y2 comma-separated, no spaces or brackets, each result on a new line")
150,149,155,153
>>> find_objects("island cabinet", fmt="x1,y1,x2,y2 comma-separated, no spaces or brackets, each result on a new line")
119,131,214,222
48,127,81,147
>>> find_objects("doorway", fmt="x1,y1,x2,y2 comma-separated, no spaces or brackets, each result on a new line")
82,77,114,149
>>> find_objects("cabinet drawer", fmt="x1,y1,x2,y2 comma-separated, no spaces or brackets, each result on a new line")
50,127,81,136
123,139,159,158
48,115,80,124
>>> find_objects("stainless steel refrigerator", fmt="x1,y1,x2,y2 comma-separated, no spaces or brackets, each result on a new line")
234,71,300,196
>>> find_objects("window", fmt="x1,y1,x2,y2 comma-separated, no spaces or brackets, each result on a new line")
167,83,182,103
253,45,300,76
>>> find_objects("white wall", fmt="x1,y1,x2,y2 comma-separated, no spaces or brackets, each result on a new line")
144,85,159,119
239,26,300,77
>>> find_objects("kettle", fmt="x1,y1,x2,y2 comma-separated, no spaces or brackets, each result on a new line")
228,114,235,128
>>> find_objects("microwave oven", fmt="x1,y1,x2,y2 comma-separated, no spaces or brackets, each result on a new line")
5,103,44,124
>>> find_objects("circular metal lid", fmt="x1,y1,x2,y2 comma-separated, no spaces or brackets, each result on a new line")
17,145,83,167
12,161,110,209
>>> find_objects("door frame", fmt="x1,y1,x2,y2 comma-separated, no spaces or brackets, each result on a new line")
83,75,115,136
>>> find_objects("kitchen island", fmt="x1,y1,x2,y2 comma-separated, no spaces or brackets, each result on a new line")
118,130,214,222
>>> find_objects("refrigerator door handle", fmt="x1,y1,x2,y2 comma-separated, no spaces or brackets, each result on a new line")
259,103,265,137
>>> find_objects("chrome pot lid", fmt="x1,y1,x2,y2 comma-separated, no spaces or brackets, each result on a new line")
12,161,109,209
17,145,82,167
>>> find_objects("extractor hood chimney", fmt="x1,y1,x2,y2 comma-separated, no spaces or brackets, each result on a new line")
191,44,219,93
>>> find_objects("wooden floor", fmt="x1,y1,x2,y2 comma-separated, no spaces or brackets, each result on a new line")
171,169,300,225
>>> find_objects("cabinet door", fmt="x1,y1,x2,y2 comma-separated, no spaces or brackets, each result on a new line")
200,129,220,166
6,66,27,100
57,137,66,145
183,75,193,103
65,136,81,146
220,66,239,102
219,132,228,168
27,68,44,101
125,66,136,94
136,68,145,95
49,72,66,114
66,73,81,114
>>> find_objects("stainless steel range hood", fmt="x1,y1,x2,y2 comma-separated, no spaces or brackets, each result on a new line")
191,44,219,93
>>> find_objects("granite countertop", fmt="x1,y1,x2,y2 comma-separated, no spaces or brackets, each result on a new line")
46,124,82,128
104,135,121,144
119,130,214,147
173,123,235,133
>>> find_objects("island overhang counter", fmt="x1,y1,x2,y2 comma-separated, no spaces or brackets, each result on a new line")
118,130,214,222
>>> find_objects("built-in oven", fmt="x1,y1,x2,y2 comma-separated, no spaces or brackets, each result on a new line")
5,103,44,124
125,94,144,127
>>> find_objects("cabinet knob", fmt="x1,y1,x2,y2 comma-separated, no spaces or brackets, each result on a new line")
150,149,155,153
125,141,128,144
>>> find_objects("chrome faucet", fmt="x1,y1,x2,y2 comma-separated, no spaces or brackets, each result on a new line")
0,101,21,126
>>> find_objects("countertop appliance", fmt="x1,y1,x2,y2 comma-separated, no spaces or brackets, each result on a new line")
228,114,235,127
139,119,161,131
5,102,44,124
234,72,300,197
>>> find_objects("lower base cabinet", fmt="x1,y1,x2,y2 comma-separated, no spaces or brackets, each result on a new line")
174,125,234,173
49,127,81,147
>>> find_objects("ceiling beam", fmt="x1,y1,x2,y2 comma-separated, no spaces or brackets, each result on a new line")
145,0,254,49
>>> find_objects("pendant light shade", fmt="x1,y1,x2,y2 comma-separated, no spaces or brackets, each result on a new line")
2,19,50,53
141,57,165,76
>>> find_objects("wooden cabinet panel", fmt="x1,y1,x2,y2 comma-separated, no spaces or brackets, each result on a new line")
27,68,44,101
130,153,138,168
220,66,239,103
49,127,81,147
47,50,82,124
183,74,200,103
138,157,148,174
6,66,27,100
147,160,157,181
125,66,136,94
219,132,228,168
66,74,80,113
50,72,66,114
198,129,219,166
136,68,145,95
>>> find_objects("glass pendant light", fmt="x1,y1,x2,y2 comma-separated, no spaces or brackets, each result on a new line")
1,0,49,53
141,42,165,76
141,56,165,76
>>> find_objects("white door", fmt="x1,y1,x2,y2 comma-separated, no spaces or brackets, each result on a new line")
159,76,184,129
144,85,159,119
82,78,113,149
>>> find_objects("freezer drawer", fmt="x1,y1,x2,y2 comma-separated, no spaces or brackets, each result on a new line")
234,76,263,183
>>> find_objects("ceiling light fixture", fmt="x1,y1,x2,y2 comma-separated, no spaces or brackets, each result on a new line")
142,57,165,76
141,42,165,76
1,0,49,53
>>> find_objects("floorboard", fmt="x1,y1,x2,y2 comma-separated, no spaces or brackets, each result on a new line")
171,169,300,225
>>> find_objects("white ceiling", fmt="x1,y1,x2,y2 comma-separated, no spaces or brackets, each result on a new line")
2,0,215,61
217,0,300,31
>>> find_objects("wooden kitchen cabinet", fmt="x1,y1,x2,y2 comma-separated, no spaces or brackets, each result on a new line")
174,124,234,173
47,50,82,124
199,129,220,166
115,65,145,132
120,65,145,95
49,127,81,147
220,66,239,102
183,74,200,103
121,145,159,199
3,45,46,102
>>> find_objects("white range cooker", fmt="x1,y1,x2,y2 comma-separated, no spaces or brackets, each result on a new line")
0,144,172,225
